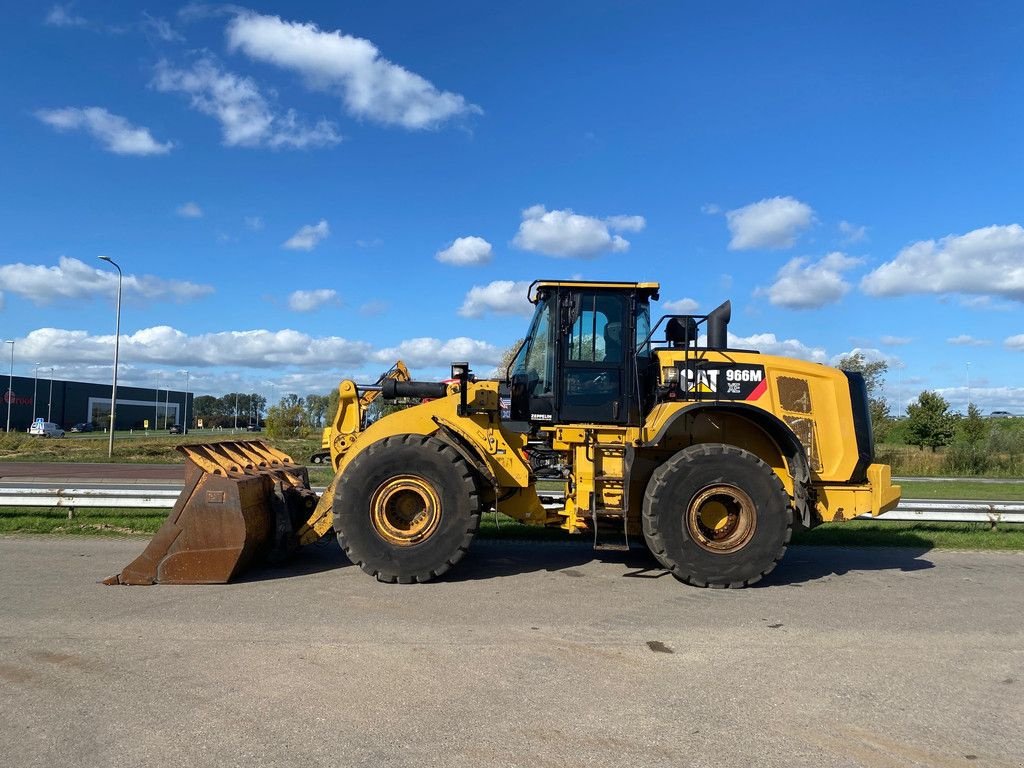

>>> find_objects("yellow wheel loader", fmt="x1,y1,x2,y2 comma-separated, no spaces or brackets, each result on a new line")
106,280,900,588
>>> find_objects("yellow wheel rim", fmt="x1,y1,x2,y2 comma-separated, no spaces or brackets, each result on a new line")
370,475,442,546
686,484,756,554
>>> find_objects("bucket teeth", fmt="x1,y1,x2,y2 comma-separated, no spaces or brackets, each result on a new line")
105,440,313,586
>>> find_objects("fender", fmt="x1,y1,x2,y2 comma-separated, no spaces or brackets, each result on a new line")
646,402,816,527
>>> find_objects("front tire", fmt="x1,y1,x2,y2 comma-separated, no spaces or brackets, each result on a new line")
333,434,480,583
642,444,791,588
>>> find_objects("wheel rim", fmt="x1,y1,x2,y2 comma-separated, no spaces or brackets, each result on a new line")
685,484,757,554
370,475,442,546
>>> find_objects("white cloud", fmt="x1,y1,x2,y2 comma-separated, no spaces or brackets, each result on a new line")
512,205,645,258
12,325,503,375
604,215,646,232
225,12,481,130
880,335,912,346
728,332,827,364
947,335,992,347
283,220,330,251
1006,335,1024,351
35,107,173,156
458,280,533,318
358,300,388,316
861,224,1024,301
152,58,341,149
838,220,867,243
0,256,212,305
758,252,861,309
701,203,721,215
45,4,88,27
725,196,814,250
244,216,264,230
288,288,338,312
373,337,501,368
19,326,371,369
436,236,493,266
662,298,699,314
176,201,203,218
141,12,183,42
829,347,900,367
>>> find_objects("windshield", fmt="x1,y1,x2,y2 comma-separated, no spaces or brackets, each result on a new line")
509,295,554,395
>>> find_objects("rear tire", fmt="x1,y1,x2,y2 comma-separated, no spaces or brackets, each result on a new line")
642,443,791,588
333,434,480,583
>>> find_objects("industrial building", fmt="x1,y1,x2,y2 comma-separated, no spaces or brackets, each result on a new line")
2,375,192,433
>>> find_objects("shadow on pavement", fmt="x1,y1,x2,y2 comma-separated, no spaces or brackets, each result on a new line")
758,545,935,588
450,540,937,587
235,536,936,588
239,537,353,582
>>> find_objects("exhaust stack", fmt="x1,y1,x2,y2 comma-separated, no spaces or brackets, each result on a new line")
706,300,731,350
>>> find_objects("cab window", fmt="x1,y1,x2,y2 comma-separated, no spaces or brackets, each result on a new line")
567,294,625,364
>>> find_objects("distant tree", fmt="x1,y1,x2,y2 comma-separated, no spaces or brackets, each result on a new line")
835,352,892,442
944,403,992,474
327,387,340,428
281,393,304,410
265,397,305,439
956,403,989,446
304,394,329,428
905,390,955,451
192,395,220,419
250,393,267,425
191,395,234,427
491,338,525,379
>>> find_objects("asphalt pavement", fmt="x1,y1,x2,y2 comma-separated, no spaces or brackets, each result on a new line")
1,536,1022,768
0,461,183,483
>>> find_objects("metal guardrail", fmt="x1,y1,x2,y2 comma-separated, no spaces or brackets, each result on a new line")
0,487,181,511
0,486,1021,524
865,500,1024,524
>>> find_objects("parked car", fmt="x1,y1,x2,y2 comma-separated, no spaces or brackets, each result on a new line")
169,424,183,434
988,410,1014,418
246,424,261,432
70,422,94,432
29,421,65,438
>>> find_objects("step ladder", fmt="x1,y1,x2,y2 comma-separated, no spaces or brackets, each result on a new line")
590,443,630,551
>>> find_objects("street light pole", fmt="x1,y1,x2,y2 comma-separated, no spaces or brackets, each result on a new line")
5,340,13,433
33,363,39,421
47,368,53,422
234,391,238,431
966,362,972,413
183,370,190,434
98,256,122,458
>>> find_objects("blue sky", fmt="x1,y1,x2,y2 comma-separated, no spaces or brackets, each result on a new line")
1,1,1022,414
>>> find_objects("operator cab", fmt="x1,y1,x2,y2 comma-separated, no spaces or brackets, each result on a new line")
508,280,659,426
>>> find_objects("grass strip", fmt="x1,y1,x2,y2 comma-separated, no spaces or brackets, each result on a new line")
897,480,1024,502
0,508,166,536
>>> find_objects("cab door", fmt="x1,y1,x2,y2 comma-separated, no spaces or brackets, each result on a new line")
558,291,629,424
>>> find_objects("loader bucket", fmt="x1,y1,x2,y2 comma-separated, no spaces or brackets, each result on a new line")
104,441,318,585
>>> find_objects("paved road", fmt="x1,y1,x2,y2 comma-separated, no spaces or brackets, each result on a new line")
0,462,182,483
1,536,1022,768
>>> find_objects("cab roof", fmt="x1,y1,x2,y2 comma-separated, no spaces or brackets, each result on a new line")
528,280,660,303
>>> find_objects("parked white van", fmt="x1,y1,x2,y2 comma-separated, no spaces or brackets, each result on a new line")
28,421,65,438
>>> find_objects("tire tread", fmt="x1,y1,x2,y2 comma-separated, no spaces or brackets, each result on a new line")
642,443,792,588
334,434,480,583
